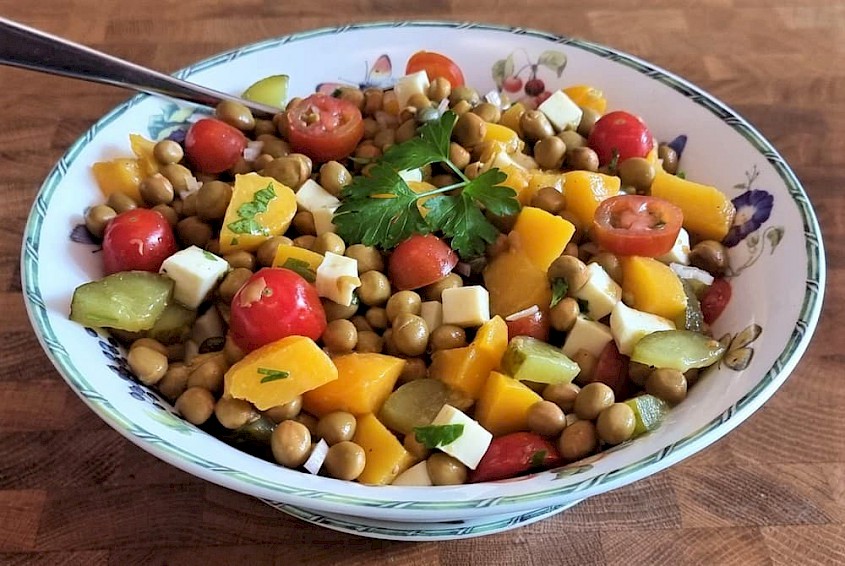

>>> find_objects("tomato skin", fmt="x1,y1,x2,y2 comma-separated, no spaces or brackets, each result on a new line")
593,195,683,257
469,432,563,483
585,341,631,398
229,268,327,352
101,209,178,275
701,278,732,324
284,94,364,163
184,118,247,174
405,51,465,87
388,234,459,291
587,110,654,166
505,308,550,342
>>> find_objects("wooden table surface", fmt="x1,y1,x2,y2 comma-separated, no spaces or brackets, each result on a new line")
1,1,843,564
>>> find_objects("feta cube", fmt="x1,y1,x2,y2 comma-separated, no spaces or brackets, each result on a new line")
441,285,490,327
420,301,443,333
562,316,613,359
610,301,676,356
538,90,583,132
657,228,691,265
315,252,360,307
392,461,433,486
430,404,492,470
159,246,229,309
312,205,339,236
573,263,621,321
393,71,430,109
295,179,340,213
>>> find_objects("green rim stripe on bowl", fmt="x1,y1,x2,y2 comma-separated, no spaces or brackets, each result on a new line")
21,21,825,512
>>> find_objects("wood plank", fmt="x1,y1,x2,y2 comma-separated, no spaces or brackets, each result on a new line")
0,490,47,551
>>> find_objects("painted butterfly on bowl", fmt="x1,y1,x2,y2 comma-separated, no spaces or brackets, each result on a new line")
316,54,394,95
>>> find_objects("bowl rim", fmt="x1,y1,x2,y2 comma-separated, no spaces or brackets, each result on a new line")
21,20,826,515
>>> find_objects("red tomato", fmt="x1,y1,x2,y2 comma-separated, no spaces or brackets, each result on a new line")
505,307,550,342
469,432,563,483
284,94,364,163
388,234,458,291
101,208,178,275
229,268,327,352
593,195,683,257
587,110,654,166
405,51,465,87
588,341,630,398
184,118,247,174
701,278,732,324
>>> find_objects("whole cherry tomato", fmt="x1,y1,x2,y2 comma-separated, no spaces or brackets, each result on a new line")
405,51,465,87
469,432,563,483
505,307,550,342
388,234,459,291
587,110,654,166
229,267,327,352
592,195,683,257
701,278,732,324
283,94,364,163
184,118,247,174
101,208,178,275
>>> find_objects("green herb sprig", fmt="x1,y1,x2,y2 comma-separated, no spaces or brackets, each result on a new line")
333,111,520,258
413,423,465,449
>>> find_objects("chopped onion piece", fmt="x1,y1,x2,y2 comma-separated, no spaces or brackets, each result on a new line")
242,140,264,162
180,175,202,197
505,304,540,321
436,97,450,116
484,89,503,108
670,263,715,286
303,439,329,475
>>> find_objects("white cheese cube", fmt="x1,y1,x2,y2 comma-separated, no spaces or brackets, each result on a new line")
393,71,430,109
159,246,229,309
391,461,433,486
312,205,338,236
562,316,613,359
430,405,492,470
610,301,676,356
398,168,423,183
573,263,621,321
657,228,691,265
315,252,360,307
441,285,490,327
295,179,340,213
538,90,583,132
420,301,443,333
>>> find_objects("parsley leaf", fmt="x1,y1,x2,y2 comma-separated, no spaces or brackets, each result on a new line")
413,424,465,449
550,278,569,308
281,257,316,282
258,368,290,383
227,183,276,235
529,449,548,467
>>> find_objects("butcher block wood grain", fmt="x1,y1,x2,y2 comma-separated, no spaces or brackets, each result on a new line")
0,0,843,564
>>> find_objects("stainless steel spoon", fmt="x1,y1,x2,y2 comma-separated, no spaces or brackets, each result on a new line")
0,17,282,119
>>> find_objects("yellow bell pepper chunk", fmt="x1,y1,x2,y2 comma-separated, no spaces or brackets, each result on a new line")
92,158,144,203
272,245,324,280
475,371,543,436
483,122,522,154
223,335,337,411
563,171,621,230
500,102,526,137
483,249,552,318
219,174,297,253
129,134,160,178
302,353,406,417
473,316,509,366
430,317,509,400
650,167,736,241
353,413,416,485
621,256,687,323
407,180,437,218
524,170,565,206
510,206,576,272
562,85,607,115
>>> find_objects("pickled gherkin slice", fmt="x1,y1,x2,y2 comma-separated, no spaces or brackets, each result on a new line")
379,378,456,435
630,330,725,372
500,336,581,384
70,271,173,332
624,394,670,437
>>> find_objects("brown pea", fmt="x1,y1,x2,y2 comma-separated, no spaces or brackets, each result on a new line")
399,357,428,382
153,139,184,165
558,419,598,461
214,99,255,131
151,204,178,227
84,204,117,238
187,355,227,394
364,307,389,330
355,142,382,161
255,134,290,158
646,368,688,405
450,99,472,116
292,235,316,250
547,255,589,292
563,242,579,258
271,420,312,468
316,411,357,445
337,87,365,110
407,92,432,111
589,252,623,285
463,161,483,180
256,236,293,267
628,361,653,386
572,349,598,384
531,186,565,214
657,143,679,175
559,130,587,153
361,117,379,139
431,174,458,188
319,161,353,197
130,337,168,357
355,330,383,353
567,147,600,172
358,271,391,306
452,112,487,147
429,324,467,351
214,397,258,430
313,233,346,256
520,110,554,142
449,142,471,170
391,313,429,357
449,85,480,106
550,297,580,332
618,157,656,193
161,163,194,195
363,88,384,115
527,400,567,437
321,298,358,321
175,387,215,425
139,173,175,206
372,128,396,152
428,77,452,101
574,382,615,420
542,382,580,412
264,396,302,423
322,319,358,353
264,155,309,188
689,240,730,277
158,363,190,402
324,441,366,481
423,273,463,301
345,244,384,273
106,192,138,214
253,118,276,137
196,180,233,221
180,192,198,217
385,290,422,322
349,315,372,332
252,153,274,171
127,345,168,386
292,211,316,236
472,102,501,123
176,216,213,248
427,453,468,486
576,107,601,138
596,403,636,445
534,136,567,170
218,268,253,304
294,413,319,437
223,250,255,270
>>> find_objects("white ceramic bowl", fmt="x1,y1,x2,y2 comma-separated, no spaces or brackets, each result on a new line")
22,22,825,540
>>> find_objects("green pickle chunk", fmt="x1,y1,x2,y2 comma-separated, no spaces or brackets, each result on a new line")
625,394,670,437
70,271,174,332
500,336,581,384
631,330,726,372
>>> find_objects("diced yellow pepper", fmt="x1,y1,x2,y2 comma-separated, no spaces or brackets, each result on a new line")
483,249,552,318
500,102,526,137
129,134,160,178
475,371,542,436
408,180,437,218
621,256,687,323
473,316,508,367
563,171,621,230
562,85,607,115
271,245,324,280
219,174,297,253
223,336,337,411
483,122,523,154
430,317,509,400
353,413,416,485
510,206,576,272
650,167,736,241
91,158,144,203
302,353,405,417
524,170,565,206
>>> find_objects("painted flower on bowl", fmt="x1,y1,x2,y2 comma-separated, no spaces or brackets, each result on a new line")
723,189,774,247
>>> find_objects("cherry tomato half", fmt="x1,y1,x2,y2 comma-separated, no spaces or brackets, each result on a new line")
587,110,654,166
589,341,630,399
505,308,550,342
593,195,683,257
469,432,562,483
283,94,364,163
101,208,178,275
405,51,465,88
184,118,247,174
701,278,732,324
229,267,327,352
388,234,459,291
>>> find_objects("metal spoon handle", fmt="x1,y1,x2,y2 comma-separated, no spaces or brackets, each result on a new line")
0,17,281,119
